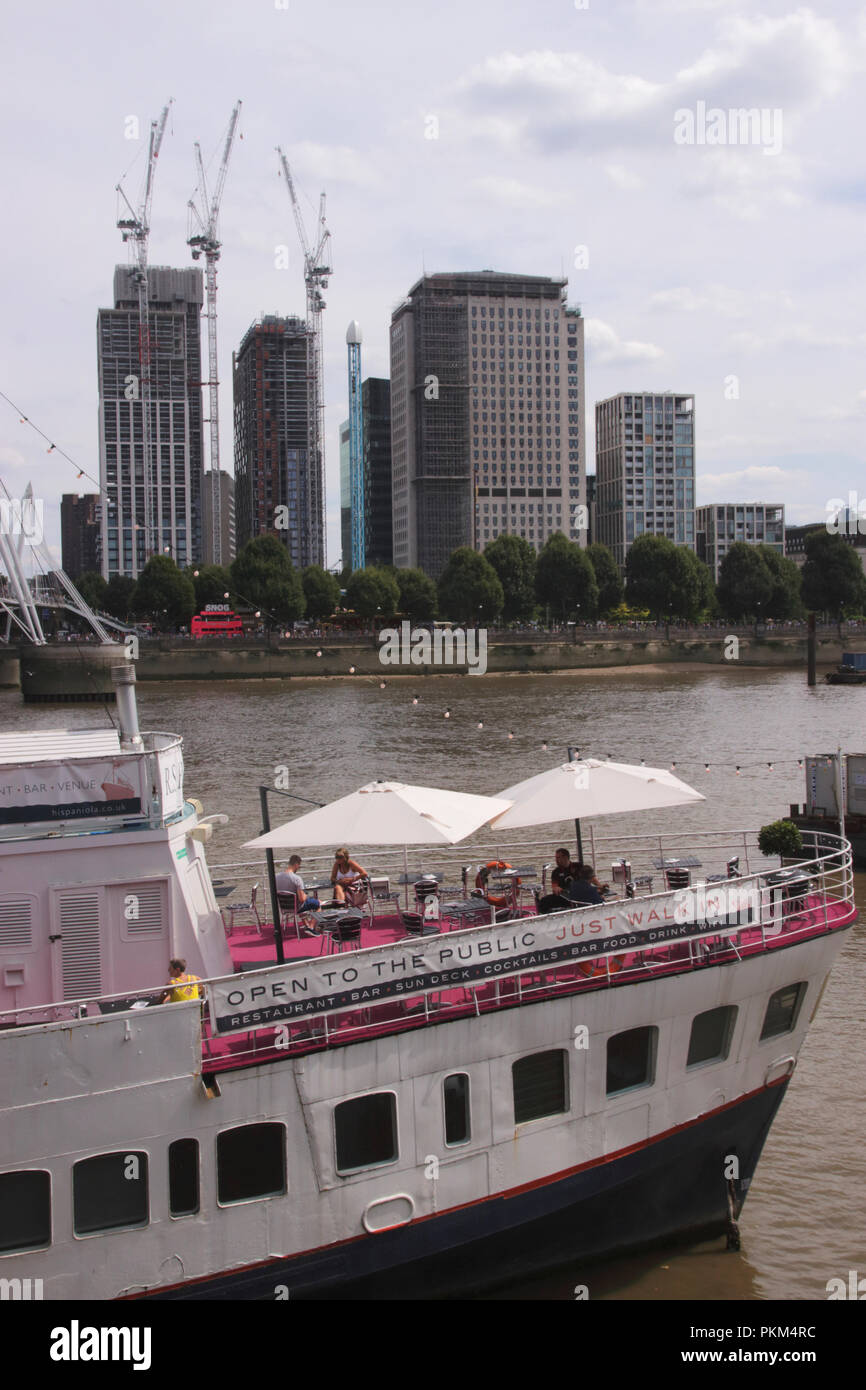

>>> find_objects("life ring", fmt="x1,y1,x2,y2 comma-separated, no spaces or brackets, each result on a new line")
578,955,625,979
475,860,518,908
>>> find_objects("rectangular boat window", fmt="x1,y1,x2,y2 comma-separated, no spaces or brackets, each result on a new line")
0,1170,51,1253
73,1153,148,1236
607,1027,657,1096
687,1006,737,1067
760,983,807,1040
335,1093,398,1173
512,1050,568,1124
217,1123,286,1204
169,1138,200,1217
444,1073,471,1146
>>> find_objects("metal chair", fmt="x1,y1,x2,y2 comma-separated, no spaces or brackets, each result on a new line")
222,883,262,935
369,875,400,922
327,916,363,954
277,891,312,941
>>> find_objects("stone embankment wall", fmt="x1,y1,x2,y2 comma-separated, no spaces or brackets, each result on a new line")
4,633,864,694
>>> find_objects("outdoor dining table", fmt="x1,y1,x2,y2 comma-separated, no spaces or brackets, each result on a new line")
652,856,703,870
305,906,366,955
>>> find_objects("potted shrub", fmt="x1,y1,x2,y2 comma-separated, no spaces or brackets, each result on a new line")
757,819,803,862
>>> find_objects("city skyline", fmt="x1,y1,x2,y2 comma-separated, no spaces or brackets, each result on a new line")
1,1,864,565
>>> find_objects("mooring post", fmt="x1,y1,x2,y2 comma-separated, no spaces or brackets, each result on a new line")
807,612,816,686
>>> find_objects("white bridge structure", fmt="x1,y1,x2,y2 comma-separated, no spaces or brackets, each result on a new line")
0,482,120,646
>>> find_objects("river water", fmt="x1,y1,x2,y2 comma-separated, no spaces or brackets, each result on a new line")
3,664,864,1301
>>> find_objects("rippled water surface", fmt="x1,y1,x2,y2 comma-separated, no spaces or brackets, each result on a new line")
3,665,864,1300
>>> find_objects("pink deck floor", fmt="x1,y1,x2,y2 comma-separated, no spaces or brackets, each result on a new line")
199,894,855,1075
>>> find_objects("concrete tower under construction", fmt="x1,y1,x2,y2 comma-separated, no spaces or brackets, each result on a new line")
233,315,322,567
97,265,204,578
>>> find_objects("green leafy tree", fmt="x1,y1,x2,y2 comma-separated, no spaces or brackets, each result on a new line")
535,533,598,623
189,564,232,610
230,536,305,625
302,565,341,621
483,534,537,624
625,535,704,622
716,544,774,622
344,566,400,619
756,546,803,620
74,571,107,612
132,555,196,630
586,544,624,616
801,531,866,625
685,550,716,619
437,548,504,623
103,575,138,623
395,567,438,621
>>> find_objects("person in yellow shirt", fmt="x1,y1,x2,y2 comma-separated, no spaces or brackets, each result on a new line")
161,958,202,1004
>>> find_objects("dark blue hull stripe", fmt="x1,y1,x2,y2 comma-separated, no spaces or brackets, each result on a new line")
146,1082,787,1300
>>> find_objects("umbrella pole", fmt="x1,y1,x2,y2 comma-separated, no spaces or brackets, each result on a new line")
403,843,410,909
575,816,584,864
259,787,286,966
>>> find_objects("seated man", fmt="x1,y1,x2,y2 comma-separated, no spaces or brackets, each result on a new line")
275,854,321,913
555,847,608,895
537,869,574,914
567,864,606,906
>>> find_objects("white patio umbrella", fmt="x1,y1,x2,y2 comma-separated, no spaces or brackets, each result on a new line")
246,781,513,849
489,758,704,862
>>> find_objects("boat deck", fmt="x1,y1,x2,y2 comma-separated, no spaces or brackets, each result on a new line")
200,890,854,1074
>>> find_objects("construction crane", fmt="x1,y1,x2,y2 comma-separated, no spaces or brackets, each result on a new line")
188,100,242,567
276,147,332,567
116,100,173,574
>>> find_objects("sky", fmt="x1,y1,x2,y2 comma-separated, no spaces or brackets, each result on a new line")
1,0,864,565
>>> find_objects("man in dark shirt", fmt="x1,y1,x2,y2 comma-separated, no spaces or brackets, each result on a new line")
567,864,606,906
537,870,574,914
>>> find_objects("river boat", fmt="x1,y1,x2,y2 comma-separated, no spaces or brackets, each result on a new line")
0,665,858,1299
825,652,866,684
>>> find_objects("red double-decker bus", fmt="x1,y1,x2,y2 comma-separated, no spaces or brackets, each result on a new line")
190,606,244,638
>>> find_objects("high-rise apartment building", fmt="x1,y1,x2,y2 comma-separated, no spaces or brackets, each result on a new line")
339,421,352,568
61,494,101,578
362,377,393,568
97,266,204,578
233,315,322,567
390,271,584,578
202,470,236,565
595,392,695,569
696,502,784,582
339,378,393,571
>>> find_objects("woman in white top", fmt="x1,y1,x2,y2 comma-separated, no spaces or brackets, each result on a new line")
330,847,367,903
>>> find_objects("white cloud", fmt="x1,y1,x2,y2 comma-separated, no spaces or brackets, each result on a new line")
472,175,561,207
649,283,795,317
730,325,866,352
0,446,28,472
605,163,644,191
289,142,383,189
585,318,664,364
697,464,807,494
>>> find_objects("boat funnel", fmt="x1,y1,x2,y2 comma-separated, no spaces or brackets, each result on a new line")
112,664,143,751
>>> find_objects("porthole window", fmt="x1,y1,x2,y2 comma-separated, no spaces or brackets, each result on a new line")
335,1093,398,1173
687,1007,737,1067
73,1152,149,1235
760,983,807,1040
512,1050,568,1124
607,1027,657,1095
0,1170,51,1253
217,1123,286,1204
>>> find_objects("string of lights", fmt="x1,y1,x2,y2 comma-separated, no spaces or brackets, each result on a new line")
0,389,105,497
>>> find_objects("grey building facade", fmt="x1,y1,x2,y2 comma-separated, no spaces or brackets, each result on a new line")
98,265,204,578
61,493,101,579
390,271,585,578
696,502,784,582
202,470,236,565
596,392,695,569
